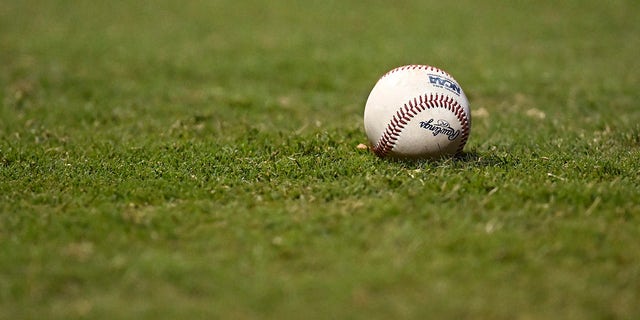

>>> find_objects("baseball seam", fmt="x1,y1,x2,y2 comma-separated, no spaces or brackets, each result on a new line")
372,93,470,158
381,64,453,79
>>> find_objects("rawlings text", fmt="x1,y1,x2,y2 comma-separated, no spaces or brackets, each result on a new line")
419,119,460,141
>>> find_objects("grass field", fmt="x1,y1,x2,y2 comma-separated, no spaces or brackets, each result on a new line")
1,0,639,318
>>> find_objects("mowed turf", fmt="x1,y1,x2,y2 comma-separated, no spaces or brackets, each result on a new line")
1,0,639,318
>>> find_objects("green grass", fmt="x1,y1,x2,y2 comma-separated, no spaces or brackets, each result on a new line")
1,0,639,319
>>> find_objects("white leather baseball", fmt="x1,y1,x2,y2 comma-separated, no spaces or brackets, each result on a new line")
364,65,471,159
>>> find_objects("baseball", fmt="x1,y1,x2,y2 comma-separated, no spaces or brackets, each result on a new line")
363,65,471,159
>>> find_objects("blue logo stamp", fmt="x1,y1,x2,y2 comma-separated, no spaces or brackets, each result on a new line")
419,119,460,141
428,75,461,95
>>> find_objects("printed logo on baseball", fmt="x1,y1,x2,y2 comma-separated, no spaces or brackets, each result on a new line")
364,65,471,159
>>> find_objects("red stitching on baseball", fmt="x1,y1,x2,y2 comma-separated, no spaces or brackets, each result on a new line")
380,64,454,79
372,93,470,158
